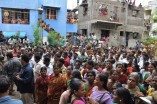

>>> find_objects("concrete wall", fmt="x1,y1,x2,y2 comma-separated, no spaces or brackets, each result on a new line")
78,0,144,46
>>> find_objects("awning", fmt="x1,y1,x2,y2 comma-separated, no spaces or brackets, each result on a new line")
42,5,61,9
3,32,26,38
67,9,71,12
91,20,123,26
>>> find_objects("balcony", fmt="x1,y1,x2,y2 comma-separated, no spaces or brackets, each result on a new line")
132,6,140,11
91,10,124,25
67,12,78,24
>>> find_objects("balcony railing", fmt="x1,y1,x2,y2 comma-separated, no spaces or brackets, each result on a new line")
67,13,78,24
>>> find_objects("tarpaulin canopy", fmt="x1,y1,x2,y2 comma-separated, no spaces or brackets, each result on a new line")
3,32,26,38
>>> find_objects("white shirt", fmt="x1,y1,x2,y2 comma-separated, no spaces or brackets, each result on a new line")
41,64,53,76
33,60,43,81
8,39,15,44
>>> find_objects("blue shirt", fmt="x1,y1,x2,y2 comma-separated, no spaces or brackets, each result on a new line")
0,96,23,104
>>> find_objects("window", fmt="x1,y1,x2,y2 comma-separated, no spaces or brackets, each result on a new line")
120,31,124,36
82,29,87,35
67,12,78,24
83,6,88,16
46,8,57,20
2,8,29,24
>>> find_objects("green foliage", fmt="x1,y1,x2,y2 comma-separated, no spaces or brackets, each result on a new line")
153,15,157,22
152,9,157,15
33,25,42,46
58,36,65,46
152,9,157,23
142,36,157,46
153,28,157,33
48,31,65,46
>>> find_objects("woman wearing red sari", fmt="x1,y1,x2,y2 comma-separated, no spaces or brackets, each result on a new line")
47,64,66,104
35,66,49,104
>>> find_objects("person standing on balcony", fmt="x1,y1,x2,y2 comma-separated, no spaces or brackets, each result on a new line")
17,17,21,24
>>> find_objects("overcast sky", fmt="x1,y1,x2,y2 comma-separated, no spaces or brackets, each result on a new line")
67,0,151,9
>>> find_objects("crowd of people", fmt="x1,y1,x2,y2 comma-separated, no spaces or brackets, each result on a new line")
0,35,157,104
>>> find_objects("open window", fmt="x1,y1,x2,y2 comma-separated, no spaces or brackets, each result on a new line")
46,8,57,20
2,8,30,24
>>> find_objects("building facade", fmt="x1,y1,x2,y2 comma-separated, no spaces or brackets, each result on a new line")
144,0,157,37
78,0,144,47
0,0,78,41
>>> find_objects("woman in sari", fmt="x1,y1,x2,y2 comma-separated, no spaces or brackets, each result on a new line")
35,66,49,104
86,70,96,97
47,64,66,104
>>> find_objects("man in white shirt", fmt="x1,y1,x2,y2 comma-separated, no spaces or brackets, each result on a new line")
43,56,53,75
33,53,42,81
8,37,15,44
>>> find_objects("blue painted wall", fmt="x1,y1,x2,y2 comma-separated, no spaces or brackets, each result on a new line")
0,0,78,41
0,0,39,9
66,24,78,33
0,9,38,42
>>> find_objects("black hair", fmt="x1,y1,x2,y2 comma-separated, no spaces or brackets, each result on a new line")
113,82,122,88
132,64,140,72
87,70,96,77
63,52,68,56
116,63,122,68
58,58,64,64
21,54,29,63
0,75,10,93
144,62,149,67
68,78,82,103
116,87,134,104
44,56,50,62
87,60,94,67
106,59,112,63
72,70,82,80
6,52,13,58
34,53,41,61
40,66,47,72
98,74,108,90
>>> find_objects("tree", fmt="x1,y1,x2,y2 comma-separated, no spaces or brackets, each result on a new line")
48,30,65,46
142,36,157,56
32,25,42,46
152,9,157,23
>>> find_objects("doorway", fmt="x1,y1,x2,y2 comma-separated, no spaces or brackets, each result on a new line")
82,29,87,35
101,30,110,41
126,32,130,47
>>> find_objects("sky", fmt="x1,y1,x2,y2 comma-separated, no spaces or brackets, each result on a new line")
67,0,151,9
